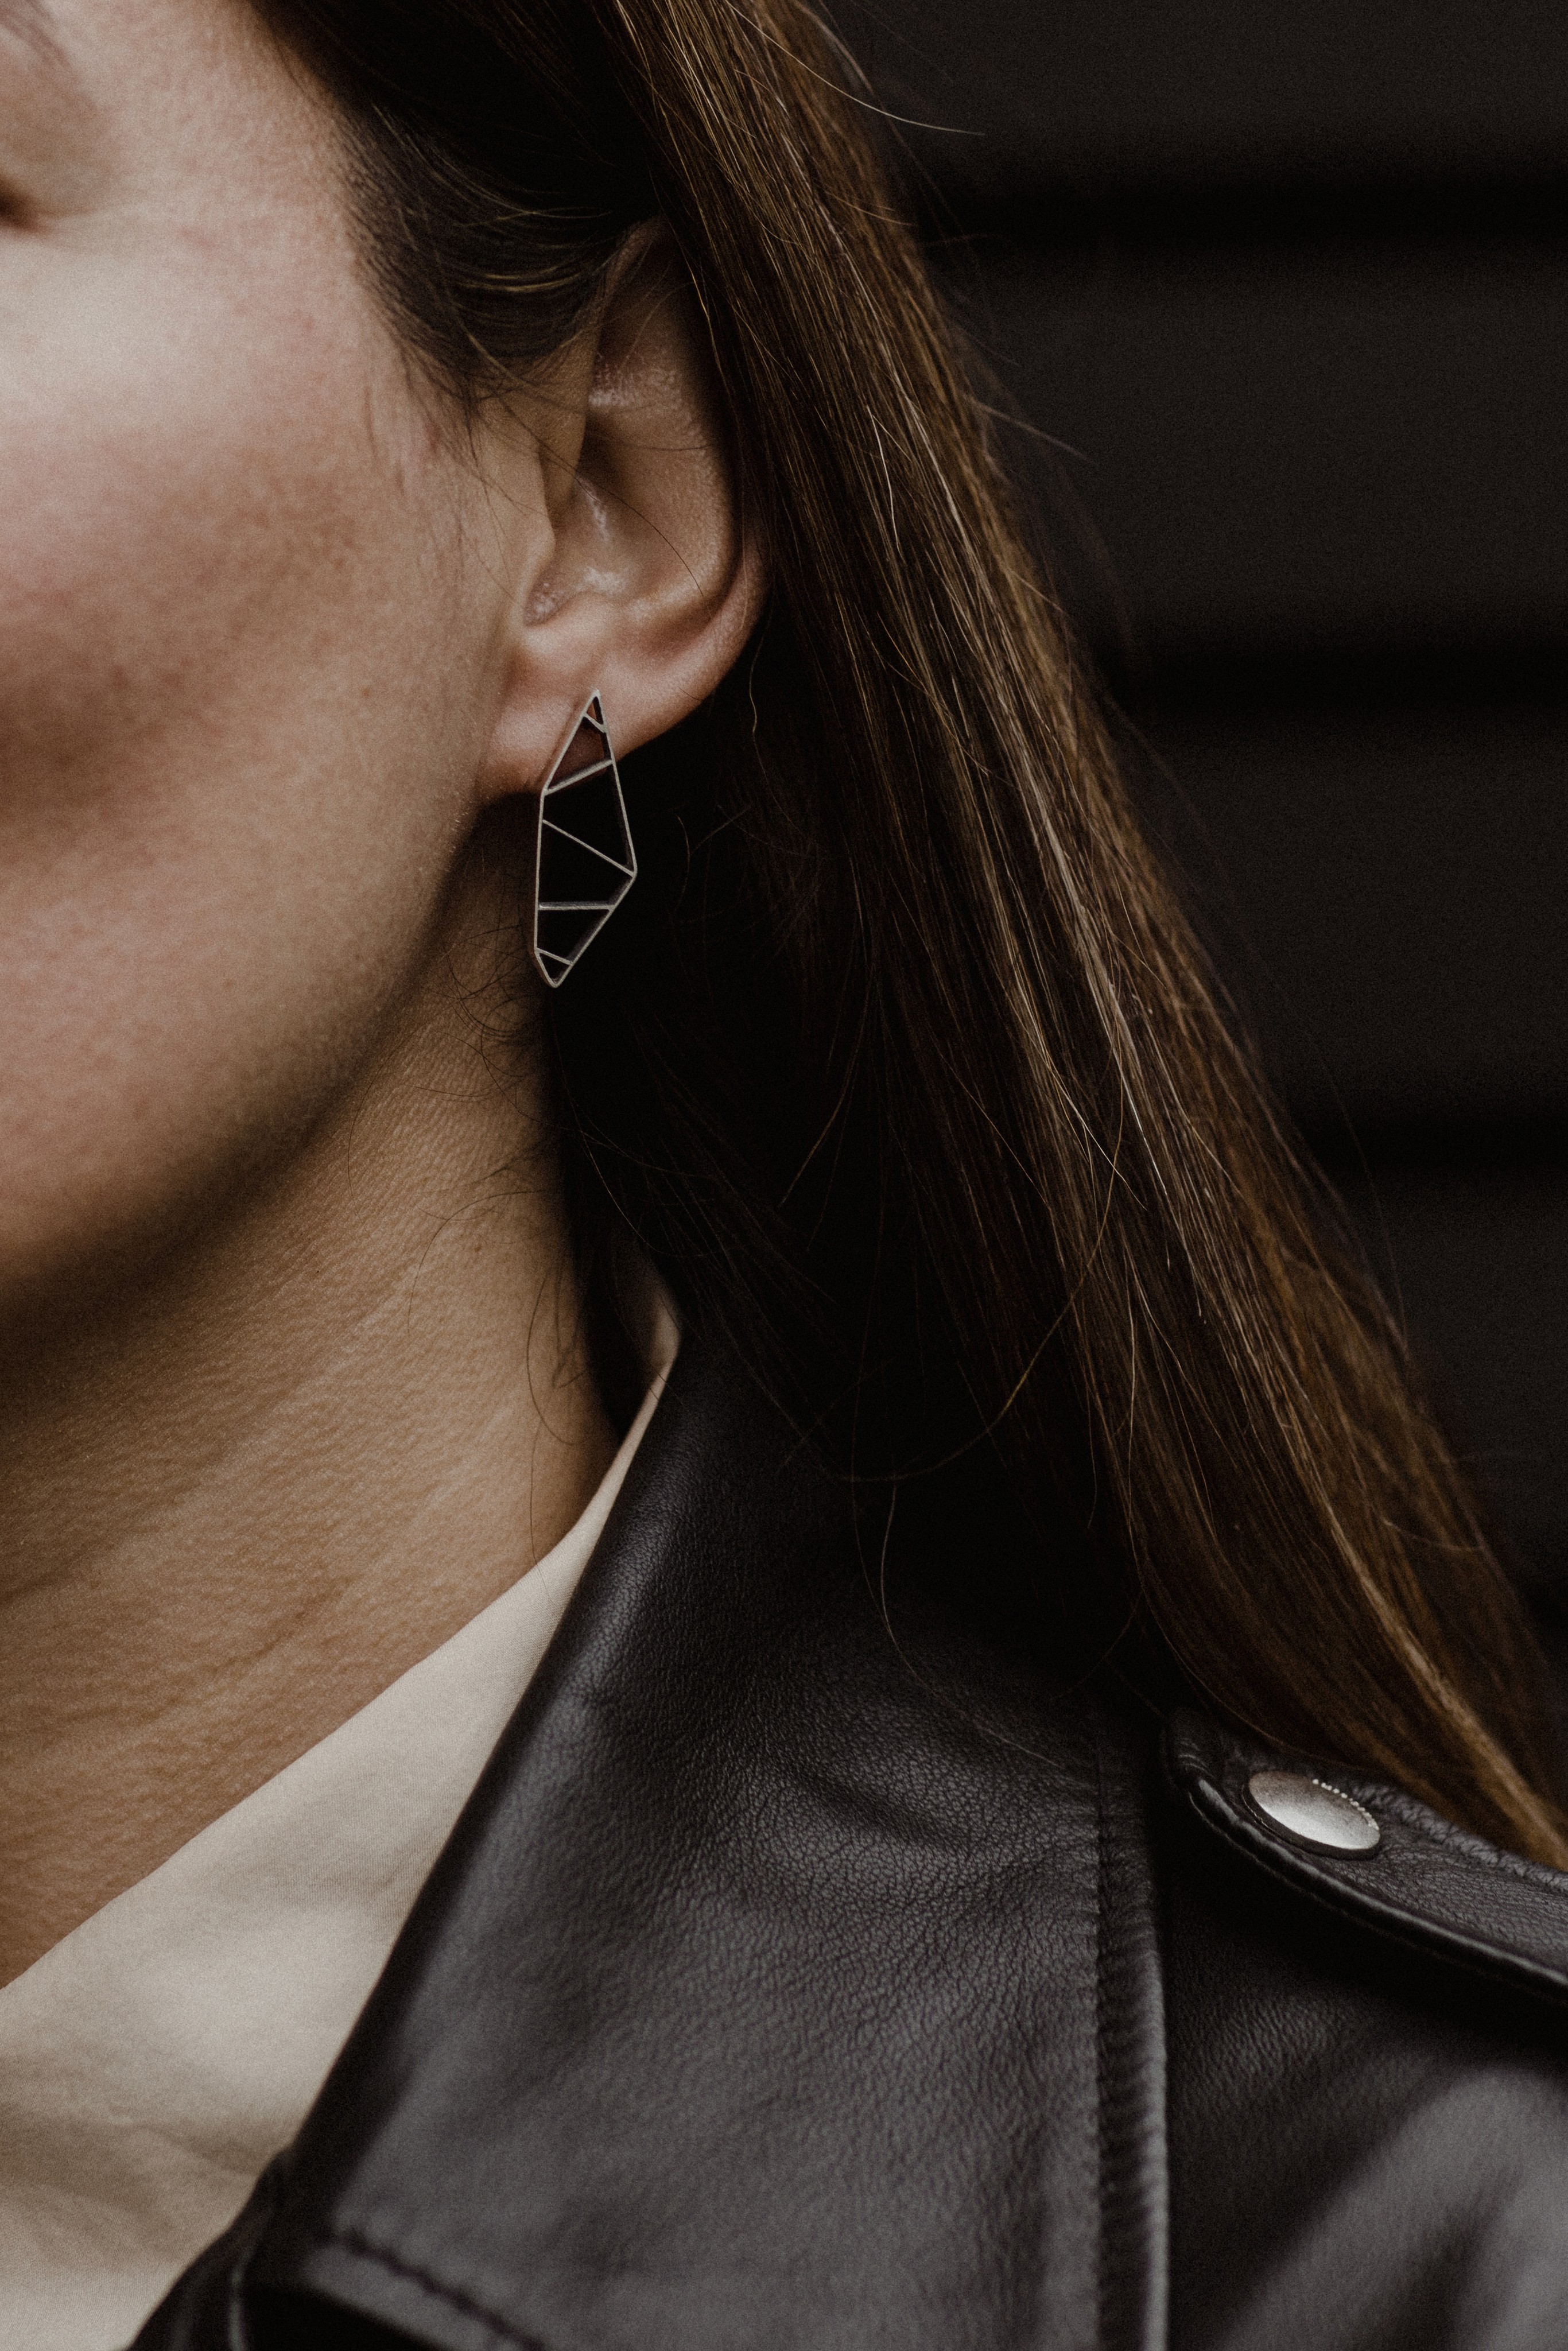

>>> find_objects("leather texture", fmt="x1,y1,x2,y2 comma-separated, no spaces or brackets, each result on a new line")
1164,1717,1568,2348
130,1339,1568,2350
1167,1711,1568,2004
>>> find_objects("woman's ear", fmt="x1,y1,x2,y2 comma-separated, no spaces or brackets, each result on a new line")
475,228,766,802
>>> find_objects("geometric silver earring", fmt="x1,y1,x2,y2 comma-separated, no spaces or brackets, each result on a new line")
530,692,637,988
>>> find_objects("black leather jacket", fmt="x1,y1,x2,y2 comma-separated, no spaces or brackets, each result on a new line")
134,1339,1568,2351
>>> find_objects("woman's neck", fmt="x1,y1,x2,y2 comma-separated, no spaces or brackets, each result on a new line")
0,871,615,1987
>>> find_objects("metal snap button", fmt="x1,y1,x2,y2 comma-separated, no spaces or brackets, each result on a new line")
1246,1768,1381,1855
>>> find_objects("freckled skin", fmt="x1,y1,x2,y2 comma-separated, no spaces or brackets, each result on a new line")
0,0,493,1300
0,0,762,1980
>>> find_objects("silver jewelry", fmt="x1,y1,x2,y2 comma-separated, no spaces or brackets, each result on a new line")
530,692,636,988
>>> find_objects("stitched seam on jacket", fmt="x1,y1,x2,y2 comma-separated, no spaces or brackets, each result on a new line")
1093,1709,1109,2351
1359,1811,1553,1891
1093,1710,1170,2351
311,2229,549,2351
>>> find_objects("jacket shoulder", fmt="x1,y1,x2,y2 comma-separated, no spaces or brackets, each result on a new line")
1163,1710,1568,2350
1166,1707,1568,2000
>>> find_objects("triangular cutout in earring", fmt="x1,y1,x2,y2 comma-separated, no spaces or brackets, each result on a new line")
530,693,636,989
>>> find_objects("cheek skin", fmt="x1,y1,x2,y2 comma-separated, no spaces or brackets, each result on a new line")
0,21,509,1309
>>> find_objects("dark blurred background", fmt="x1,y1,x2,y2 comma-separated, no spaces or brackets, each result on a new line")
835,2,1568,1636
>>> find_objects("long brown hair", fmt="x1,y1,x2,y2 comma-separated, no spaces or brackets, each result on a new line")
261,0,1567,1861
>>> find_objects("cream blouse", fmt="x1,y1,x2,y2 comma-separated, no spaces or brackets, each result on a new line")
0,1318,677,2351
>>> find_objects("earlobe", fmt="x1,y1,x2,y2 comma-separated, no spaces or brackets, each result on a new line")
476,229,766,810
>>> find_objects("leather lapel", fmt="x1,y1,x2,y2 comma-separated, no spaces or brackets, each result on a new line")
138,1340,1169,2350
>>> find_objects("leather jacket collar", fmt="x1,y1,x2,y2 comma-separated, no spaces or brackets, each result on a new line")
134,1336,1568,2351
137,1336,1167,2350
